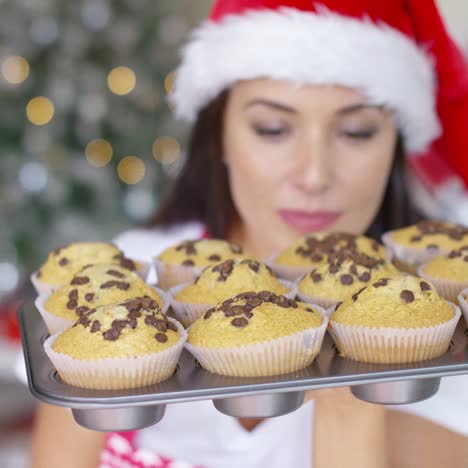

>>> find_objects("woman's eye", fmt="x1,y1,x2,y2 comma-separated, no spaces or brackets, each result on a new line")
253,126,289,138
341,128,377,140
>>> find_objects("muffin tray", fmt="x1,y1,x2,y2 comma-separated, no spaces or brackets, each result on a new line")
19,302,468,432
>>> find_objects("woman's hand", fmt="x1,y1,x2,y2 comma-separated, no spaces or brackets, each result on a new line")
307,387,388,468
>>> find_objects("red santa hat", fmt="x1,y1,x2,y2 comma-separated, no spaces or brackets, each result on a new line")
171,0,468,210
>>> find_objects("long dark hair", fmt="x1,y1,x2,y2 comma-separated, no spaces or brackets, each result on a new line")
150,90,418,239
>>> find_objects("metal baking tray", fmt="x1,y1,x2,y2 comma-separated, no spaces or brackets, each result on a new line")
19,302,468,432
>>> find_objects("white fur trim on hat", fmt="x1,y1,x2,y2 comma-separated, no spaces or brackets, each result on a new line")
171,8,441,154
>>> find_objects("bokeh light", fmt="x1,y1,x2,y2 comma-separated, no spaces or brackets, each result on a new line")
26,97,55,125
85,139,113,167
0,262,19,293
152,136,181,164
107,66,136,95
164,70,175,94
117,156,145,184
19,162,48,192
1,56,30,84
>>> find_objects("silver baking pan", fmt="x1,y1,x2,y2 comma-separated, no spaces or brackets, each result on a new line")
19,302,468,432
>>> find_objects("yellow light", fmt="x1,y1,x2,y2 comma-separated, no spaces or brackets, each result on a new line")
117,156,145,184
1,56,30,84
85,139,113,167
26,97,55,126
107,66,136,95
152,136,181,164
164,70,175,94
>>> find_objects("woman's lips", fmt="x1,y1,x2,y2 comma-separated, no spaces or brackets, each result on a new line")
278,210,342,233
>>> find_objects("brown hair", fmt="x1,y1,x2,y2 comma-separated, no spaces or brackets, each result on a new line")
150,90,418,238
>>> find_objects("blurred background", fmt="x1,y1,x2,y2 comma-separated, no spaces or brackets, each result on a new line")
0,0,466,466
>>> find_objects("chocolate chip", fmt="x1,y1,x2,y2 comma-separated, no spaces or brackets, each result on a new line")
100,280,130,290
128,318,137,329
103,328,120,341
71,276,90,285
329,264,340,274
359,272,371,282
76,306,90,316
91,321,101,333
373,278,389,288
176,240,198,256
112,319,127,331
246,298,262,309
305,307,314,312
204,308,214,319
243,311,253,319
231,317,248,328
58,257,69,266
68,289,78,300
66,300,77,310
372,241,380,252
335,301,343,312
145,316,157,326
464,256,468,262
84,293,94,302
154,319,168,332
155,333,168,343
106,269,125,278
208,254,221,262
118,257,137,271
400,290,415,304
311,254,323,262
258,291,275,301
182,259,195,267
352,287,366,302
420,281,431,292
410,236,422,243
340,274,354,286
310,272,322,283
167,321,178,332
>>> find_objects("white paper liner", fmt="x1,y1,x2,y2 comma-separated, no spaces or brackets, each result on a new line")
456,288,468,327
153,258,204,290
169,279,298,328
184,313,328,377
151,286,172,315
35,292,75,335
417,264,468,303
134,261,151,282
265,254,312,282
31,271,59,296
329,302,461,363
296,290,338,316
44,318,187,389
381,232,446,272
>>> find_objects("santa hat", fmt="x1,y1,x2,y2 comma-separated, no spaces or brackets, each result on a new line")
172,0,468,217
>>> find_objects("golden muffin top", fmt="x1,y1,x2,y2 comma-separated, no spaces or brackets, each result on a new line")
188,291,323,348
45,264,162,321
37,241,139,287
176,258,288,304
388,220,468,252
52,296,179,359
331,274,454,328
421,246,468,281
298,251,398,301
275,232,386,267
157,239,244,267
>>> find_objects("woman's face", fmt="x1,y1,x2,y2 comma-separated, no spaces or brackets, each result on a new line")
223,79,398,257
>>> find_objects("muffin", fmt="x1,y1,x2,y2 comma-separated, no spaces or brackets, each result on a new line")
185,291,328,377
329,275,460,363
32,241,148,294
44,296,186,389
271,232,387,281
35,264,167,334
383,220,468,273
170,258,294,326
297,251,398,311
418,246,468,301
154,238,244,289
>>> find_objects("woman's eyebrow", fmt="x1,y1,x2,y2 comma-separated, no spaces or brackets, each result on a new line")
244,98,297,114
337,103,384,115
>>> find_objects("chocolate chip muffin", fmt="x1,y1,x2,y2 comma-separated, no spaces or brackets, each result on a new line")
271,232,387,281
171,258,293,327
329,275,460,363
418,246,468,302
154,239,245,289
44,296,186,389
37,264,165,334
32,241,145,293
383,220,468,273
185,291,328,377
297,250,398,311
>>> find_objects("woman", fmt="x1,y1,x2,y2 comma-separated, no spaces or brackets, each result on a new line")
31,1,468,467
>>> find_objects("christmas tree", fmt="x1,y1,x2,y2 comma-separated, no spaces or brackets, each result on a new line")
0,0,210,298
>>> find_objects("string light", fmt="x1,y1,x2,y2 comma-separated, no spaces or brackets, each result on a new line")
1,56,30,84
85,139,113,167
26,97,55,125
107,66,136,95
117,156,145,184
152,136,181,164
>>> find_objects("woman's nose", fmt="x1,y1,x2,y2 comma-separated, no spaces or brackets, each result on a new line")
292,134,334,195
